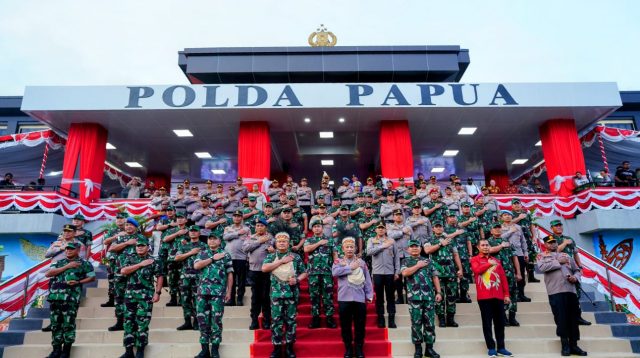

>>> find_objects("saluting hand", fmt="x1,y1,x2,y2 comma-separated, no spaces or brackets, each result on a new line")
66,261,81,269
280,255,294,264
349,260,360,270
140,259,154,267
212,253,226,261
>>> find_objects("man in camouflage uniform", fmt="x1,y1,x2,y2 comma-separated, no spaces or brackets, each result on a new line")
45,241,95,358
453,205,476,303
422,188,448,224
194,233,234,358
304,219,338,329
401,239,442,358
118,236,163,358
72,214,92,258
423,221,464,327
357,204,381,271
328,196,342,219
487,219,521,326
473,195,494,239
170,225,208,330
101,212,128,307
108,218,143,331
205,204,232,248
332,205,362,256
262,232,308,358
269,207,306,254
550,219,592,326
223,210,250,306
161,212,189,306
511,198,541,283
349,193,366,222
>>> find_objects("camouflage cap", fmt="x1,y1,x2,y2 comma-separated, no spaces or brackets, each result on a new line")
461,202,471,207
340,205,349,210
189,225,200,231
550,219,562,227
408,239,421,247
65,241,79,249
136,237,150,246
116,212,129,219
511,198,521,204
432,221,443,227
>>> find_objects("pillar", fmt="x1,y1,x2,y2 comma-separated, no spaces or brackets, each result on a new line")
539,119,586,196
379,120,414,185
237,121,270,191
60,123,108,204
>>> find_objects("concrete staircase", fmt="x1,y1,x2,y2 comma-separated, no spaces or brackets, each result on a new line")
1,268,639,357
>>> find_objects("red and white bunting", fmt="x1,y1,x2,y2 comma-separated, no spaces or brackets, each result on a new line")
0,130,65,150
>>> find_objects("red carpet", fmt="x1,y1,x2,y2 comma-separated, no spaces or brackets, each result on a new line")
250,279,392,357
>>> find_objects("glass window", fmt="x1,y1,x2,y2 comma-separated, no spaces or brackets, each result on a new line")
17,123,48,133
0,122,7,136
598,118,636,131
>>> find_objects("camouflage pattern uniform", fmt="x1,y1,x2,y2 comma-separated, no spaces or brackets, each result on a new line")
207,213,232,249
113,233,143,322
195,247,234,346
160,226,188,300
47,255,95,348
423,200,448,225
487,235,518,314
426,233,459,315
304,234,336,318
332,216,361,256
401,256,438,345
264,251,306,345
170,239,208,323
75,229,93,250
121,253,163,349
104,225,124,303
447,223,472,297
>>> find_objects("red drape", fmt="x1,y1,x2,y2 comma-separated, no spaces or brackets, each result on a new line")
238,122,270,190
540,119,586,197
379,120,414,186
145,173,169,190
61,123,108,204
486,170,509,193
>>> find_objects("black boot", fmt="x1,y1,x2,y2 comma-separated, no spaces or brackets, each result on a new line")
42,323,52,332
388,314,397,329
308,316,320,329
518,294,532,302
413,343,423,358
446,313,459,327
376,315,385,328
425,343,440,358
262,317,271,330
437,314,446,328
119,346,135,358
269,344,282,358
528,267,540,283
249,318,260,330
326,316,337,329
135,344,146,358
47,345,62,358
210,344,220,358
194,343,210,358
560,338,571,356
507,311,519,327
458,289,472,303
354,343,365,358
59,343,72,358
577,315,592,326
193,318,200,331
285,342,296,358
343,342,353,358
166,294,179,307
108,317,124,331
100,296,115,307
177,318,193,330
569,341,588,356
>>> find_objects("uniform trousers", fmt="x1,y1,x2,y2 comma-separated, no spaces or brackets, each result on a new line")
548,292,581,342
49,301,79,346
478,298,506,350
338,301,367,345
230,259,247,305
248,270,271,321
373,274,396,315
516,256,527,297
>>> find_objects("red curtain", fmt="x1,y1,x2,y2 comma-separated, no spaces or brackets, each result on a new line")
486,170,509,193
540,119,586,196
61,123,108,204
145,173,169,190
238,122,270,190
380,120,414,186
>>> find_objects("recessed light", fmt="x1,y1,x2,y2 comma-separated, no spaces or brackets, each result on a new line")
211,169,226,175
319,132,334,138
46,171,63,176
443,150,459,157
173,129,193,137
321,160,334,166
535,140,542,146
512,159,528,165
106,143,116,150
304,118,311,123
195,152,212,159
458,127,477,135
431,167,445,173
125,162,143,168
338,118,345,123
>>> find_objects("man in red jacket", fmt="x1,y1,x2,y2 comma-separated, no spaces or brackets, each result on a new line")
471,238,514,358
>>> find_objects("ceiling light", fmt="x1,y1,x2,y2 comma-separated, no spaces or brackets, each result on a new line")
458,127,477,135
106,142,116,150
46,171,63,176
321,160,334,166
328,180,335,185
512,159,528,165
304,118,311,123
125,162,143,168
319,131,334,138
535,140,542,146
431,167,445,173
211,169,226,175
173,129,193,137
443,150,459,157
338,117,345,123
195,152,212,159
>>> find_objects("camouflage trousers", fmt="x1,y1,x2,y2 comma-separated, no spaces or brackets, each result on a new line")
270,297,298,345
458,257,473,295
435,277,458,315
504,266,518,313
408,300,436,344
196,295,225,345
114,277,126,319
308,274,335,317
50,301,79,346
123,298,153,348
165,261,181,298
180,276,199,321
105,258,116,299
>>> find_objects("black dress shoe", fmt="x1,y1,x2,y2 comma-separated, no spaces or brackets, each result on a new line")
569,345,588,356
577,317,592,326
518,295,532,302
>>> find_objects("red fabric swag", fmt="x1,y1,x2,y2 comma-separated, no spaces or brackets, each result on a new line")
379,120,414,186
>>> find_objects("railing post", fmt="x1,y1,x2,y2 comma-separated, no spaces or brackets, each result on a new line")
604,265,617,312
20,273,30,318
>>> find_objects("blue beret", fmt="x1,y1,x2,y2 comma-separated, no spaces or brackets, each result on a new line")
126,217,139,228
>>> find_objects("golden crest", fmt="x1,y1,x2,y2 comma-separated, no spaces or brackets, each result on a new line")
308,24,337,47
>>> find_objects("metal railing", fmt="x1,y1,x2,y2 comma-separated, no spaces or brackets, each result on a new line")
0,186,78,198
